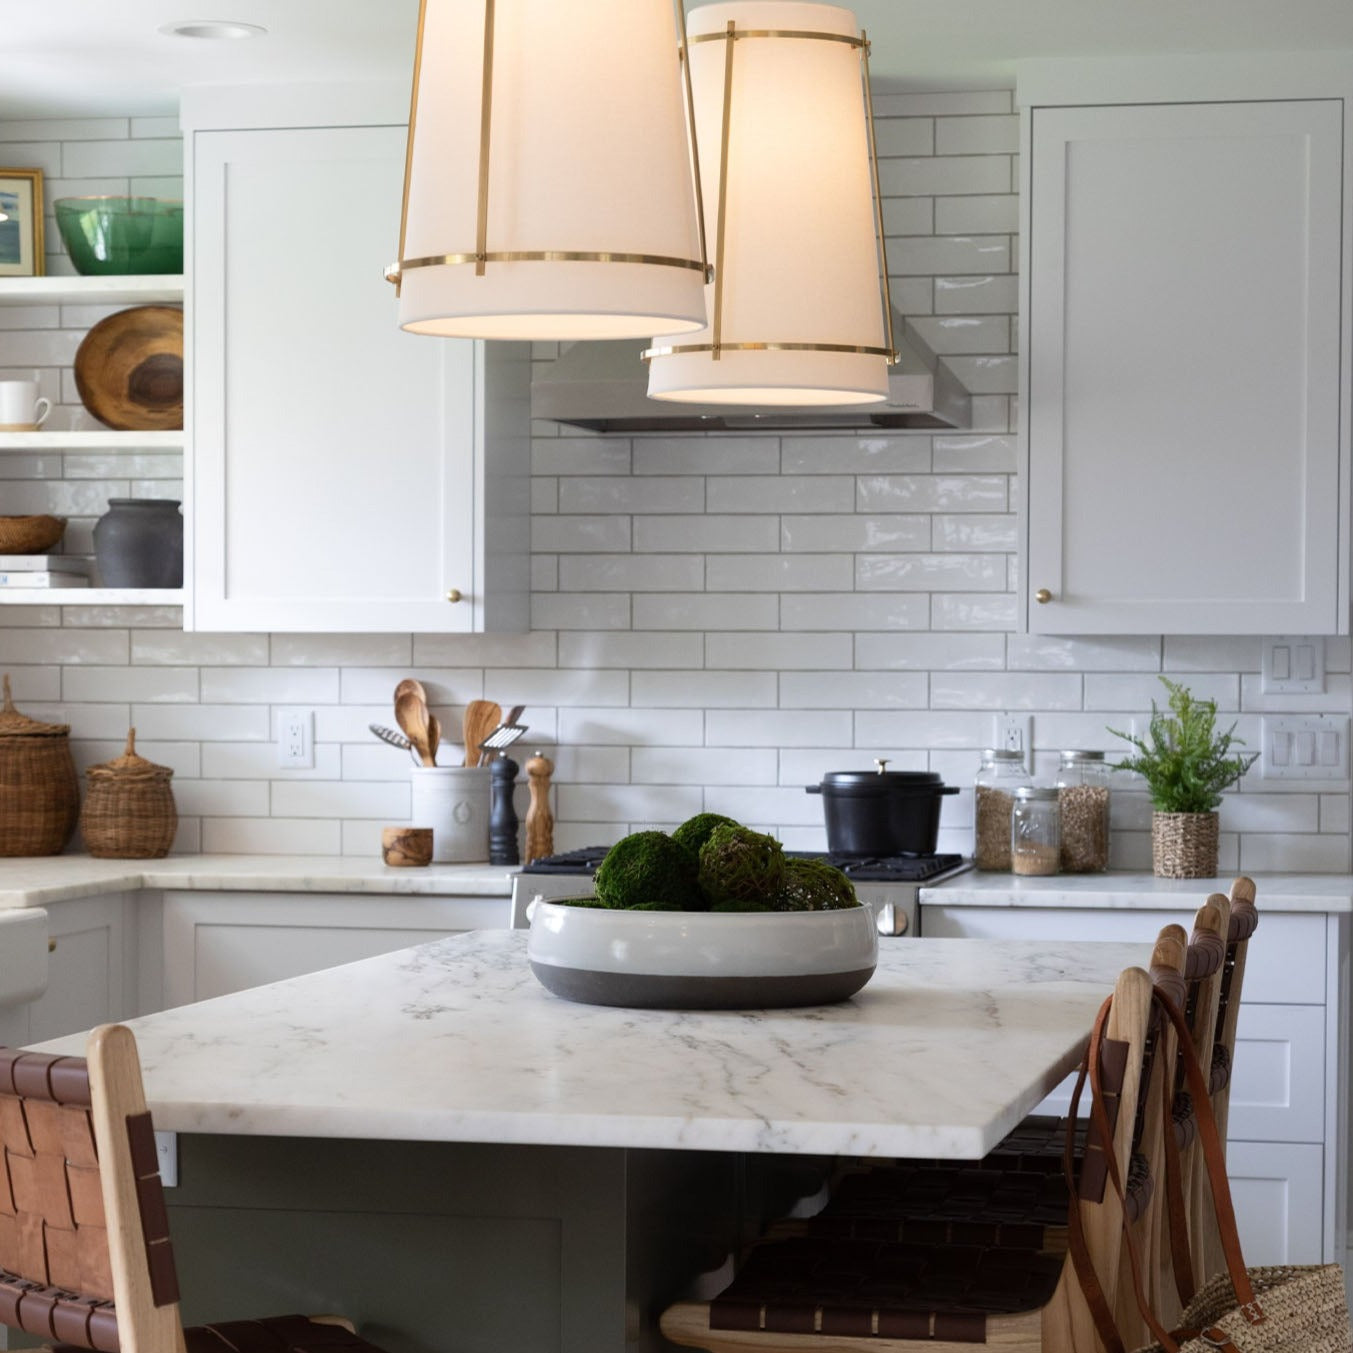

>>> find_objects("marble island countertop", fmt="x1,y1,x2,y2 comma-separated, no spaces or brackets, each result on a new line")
0,854,517,910
35,931,1143,1158
920,870,1353,913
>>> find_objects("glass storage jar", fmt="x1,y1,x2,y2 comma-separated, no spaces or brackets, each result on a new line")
1056,749,1112,873
973,749,1032,871
1011,786,1061,876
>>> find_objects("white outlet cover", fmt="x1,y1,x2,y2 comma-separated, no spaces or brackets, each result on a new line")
1260,715,1349,781
1261,637,1325,694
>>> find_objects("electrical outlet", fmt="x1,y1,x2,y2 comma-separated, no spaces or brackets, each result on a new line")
992,714,1033,757
155,1130,178,1188
276,708,314,769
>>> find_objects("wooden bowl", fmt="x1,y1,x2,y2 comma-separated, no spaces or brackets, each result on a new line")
382,826,434,868
74,305,183,431
0,515,66,554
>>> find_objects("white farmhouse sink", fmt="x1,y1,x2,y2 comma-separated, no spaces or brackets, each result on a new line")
0,909,48,1007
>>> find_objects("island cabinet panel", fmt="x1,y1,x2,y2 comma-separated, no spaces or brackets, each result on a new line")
188,114,531,634
1022,97,1348,634
920,902,1344,1266
161,891,510,1006
0,894,135,1048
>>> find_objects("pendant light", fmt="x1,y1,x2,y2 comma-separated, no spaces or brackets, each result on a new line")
645,0,896,405
388,0,710,341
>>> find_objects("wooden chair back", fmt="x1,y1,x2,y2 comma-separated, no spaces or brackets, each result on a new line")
0,1025,186,1353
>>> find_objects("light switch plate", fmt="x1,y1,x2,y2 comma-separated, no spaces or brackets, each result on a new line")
1260,715,1349,781
1262,637,1325,694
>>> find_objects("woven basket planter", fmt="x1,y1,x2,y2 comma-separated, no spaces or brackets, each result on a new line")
1151,810,1219,879
0,674,79,856
81,728,177,859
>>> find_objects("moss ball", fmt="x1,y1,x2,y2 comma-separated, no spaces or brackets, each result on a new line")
774,858,860,912
671,812,739,860
593,831,704,911
697,823,785,907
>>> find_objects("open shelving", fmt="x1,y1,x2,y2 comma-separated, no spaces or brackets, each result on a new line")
0,274,184,307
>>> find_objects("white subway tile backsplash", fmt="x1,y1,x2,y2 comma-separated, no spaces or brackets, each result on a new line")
705,632,853,671
781,594,928,632
780,671,928,710
632,670,776,709
634,515,779,553
706,554,854,592
6,110,1340,867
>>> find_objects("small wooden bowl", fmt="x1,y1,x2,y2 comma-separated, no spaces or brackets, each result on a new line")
382,826,433,868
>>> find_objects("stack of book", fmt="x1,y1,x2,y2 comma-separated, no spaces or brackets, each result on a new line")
0,555,90,588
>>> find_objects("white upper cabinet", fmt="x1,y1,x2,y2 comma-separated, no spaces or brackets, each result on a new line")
1021,94,1348,634
187,91,530,633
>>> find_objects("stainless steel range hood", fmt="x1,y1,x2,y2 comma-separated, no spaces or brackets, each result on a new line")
531,310,972,432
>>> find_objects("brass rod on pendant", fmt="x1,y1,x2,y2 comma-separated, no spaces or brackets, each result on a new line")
474,0,497,277
712,20,737,360
391,0,430,292
861,31,896,362
675,0,711,281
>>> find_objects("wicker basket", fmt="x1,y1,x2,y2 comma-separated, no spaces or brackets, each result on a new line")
80,728,177,859
0,674,79,856
1151,810,1220,879
0,515,67,554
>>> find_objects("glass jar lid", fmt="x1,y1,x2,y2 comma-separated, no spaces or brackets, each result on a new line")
981,748,1025,762
1014,785,1060,801
1059,749,1106,763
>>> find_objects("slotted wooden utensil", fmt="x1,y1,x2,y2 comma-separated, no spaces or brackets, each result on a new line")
462,699,501,767
396,690,435,767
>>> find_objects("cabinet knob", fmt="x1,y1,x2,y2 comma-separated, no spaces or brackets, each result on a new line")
446,588,463,604
1035,588,1053,604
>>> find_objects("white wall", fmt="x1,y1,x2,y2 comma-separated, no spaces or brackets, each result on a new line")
1,97,1349,869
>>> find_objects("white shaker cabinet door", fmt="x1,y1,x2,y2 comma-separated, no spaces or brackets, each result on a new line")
1024,99,1346,634
190,124,529,633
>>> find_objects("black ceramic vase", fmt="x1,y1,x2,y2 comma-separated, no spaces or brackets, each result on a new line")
93,498,183,588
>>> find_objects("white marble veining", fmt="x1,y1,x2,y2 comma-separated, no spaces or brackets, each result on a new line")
0,855,516,910
35,932,1142,1159
921,871,1353,914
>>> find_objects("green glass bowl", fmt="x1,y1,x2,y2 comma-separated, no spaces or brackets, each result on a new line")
53,197,184,275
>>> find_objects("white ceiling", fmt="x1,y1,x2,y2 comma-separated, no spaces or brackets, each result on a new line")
5,0,1353,121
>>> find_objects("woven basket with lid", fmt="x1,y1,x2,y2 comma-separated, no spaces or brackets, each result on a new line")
0,674,79,856
81,727,177,859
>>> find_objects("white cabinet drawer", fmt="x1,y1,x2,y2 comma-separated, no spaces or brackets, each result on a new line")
1224,1141,1325,1266
920,905,1325,1004
1227,1004,1325,1144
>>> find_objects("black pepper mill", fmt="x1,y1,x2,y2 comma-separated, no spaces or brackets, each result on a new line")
488,755,520,865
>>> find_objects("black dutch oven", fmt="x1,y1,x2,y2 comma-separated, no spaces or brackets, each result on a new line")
806,760,959,856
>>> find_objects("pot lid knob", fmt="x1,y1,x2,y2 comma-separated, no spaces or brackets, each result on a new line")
874,758,889,775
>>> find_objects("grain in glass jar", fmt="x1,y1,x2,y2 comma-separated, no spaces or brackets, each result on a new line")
974,749,1031,870
1011,786,1061,876
1056,749,1111,873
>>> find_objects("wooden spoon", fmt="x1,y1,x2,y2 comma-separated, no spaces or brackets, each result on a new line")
427,713,441,767
396,690,435,767
394,677,427,707
462,699,501,767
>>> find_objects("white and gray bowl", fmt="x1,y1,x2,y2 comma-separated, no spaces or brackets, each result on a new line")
526,899,879,1010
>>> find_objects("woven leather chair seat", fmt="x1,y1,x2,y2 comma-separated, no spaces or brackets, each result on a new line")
53,1314,385,1353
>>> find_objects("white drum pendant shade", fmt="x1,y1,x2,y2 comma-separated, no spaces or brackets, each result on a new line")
395,0,708,341
646,1,890,404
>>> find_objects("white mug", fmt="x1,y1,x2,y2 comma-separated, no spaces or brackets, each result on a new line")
0,380,50,431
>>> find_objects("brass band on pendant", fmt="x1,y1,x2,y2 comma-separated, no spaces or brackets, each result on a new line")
640,340,900,362
386,249,710,286
686,28,867,47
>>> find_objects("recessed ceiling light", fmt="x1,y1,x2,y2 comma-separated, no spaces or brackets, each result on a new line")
158,20,267,40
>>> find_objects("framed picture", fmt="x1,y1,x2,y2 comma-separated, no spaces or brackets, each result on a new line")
0,169,44,277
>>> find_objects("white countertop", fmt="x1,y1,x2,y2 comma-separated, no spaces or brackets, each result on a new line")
34,931,1142,1159
0,854,516,909
920,871,1353,913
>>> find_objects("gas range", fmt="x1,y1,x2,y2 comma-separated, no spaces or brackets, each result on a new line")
510,847,970,935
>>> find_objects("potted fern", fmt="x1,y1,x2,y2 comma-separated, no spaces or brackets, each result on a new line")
1110,677,1257,878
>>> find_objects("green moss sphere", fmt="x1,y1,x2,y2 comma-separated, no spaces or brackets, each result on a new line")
671,812,739,860
774,857,860,912
697,823,786,907
593,831,704,911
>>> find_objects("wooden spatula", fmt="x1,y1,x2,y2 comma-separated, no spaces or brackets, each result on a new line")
462,699,501,767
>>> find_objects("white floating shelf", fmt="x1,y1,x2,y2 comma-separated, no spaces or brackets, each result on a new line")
0,275,184,307
0,588,184,606
0,430,184,452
